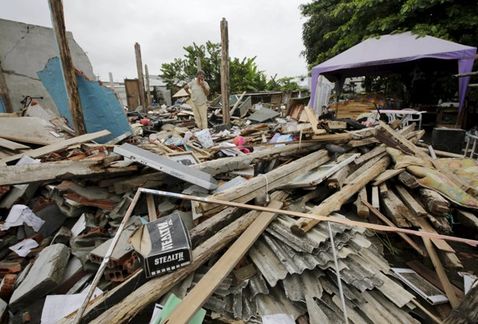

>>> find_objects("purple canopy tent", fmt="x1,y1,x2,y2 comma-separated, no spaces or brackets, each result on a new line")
310,32,476,112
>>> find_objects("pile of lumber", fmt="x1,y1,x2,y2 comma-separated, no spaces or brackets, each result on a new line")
0,110,477,324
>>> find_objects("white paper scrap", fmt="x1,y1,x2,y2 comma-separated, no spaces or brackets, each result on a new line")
9,238,39,257
41,287,103,324
195,129,214,148
262,314,295,324
2,204,45,232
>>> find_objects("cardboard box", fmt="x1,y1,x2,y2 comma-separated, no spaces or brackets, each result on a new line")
129,213,192,278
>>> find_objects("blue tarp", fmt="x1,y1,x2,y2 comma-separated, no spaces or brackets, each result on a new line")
38,57,131,143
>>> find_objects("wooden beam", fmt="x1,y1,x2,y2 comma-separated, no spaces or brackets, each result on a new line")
362,200,426,256
423,237,460,308
144,64,151,108
291,156,390,235
304,107,325,135
220,18,230,124
0,159,137,186
353,146,386,165
395,184,427,217
163,198,285,324
0,60,13,113
0,130,110,164
372,168,405,186
48,0,86,135
344,153,386,184
381,189,417,228
134,42,146,108
371,186,380,209
355,187,369,218
378,183,388,198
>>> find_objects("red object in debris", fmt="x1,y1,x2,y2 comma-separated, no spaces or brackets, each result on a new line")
233,136,251,154
140,118,151,126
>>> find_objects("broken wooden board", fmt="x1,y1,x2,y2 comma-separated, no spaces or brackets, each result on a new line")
354,146,386,165
372,186,380,209
304,107,326,135
0,160,137,186
381,190,416,228
355,187,369,218
114,143,218,190
395,185,427,217
284,153,359,189
372,168,405,186
344,153,386,184
0,130,111,164
0,138,30,151
0,117,64,145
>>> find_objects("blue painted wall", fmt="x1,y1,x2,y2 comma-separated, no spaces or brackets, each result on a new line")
38,57,131,143
0,98,5,113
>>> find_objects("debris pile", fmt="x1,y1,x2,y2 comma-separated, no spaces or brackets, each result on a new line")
0,102,477,324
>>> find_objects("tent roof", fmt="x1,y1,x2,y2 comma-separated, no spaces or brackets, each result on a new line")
313,32,476,76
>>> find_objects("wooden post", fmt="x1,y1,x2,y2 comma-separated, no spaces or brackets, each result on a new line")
196,56,202,71
48,0,86,135
0,61,13,113
134,42,146,108
220,18,230,124
144,64,151,108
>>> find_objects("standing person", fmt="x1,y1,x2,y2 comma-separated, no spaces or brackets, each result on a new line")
184,70,210,129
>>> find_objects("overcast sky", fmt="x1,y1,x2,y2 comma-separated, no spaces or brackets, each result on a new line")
1,0,310,82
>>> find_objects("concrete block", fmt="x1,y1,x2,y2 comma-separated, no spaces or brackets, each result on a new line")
10,244,70,309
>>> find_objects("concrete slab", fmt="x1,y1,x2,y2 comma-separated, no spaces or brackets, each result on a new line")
10,244,70,309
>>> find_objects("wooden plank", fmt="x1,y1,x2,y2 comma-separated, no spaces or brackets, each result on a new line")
146,194,157,221
144,64,151,108
48,0,86,135
134,42,146,108
0,130,111,164
379,183,388,198
354,146,386,165
371,186,380,209
291,156,390,235
423,237,460,308
304,107,326,135
355,187,369,218
163,198,285,324
220,18,230,124
344,153,386,184
372,168,405,186
0,138,30,151
0,160,137,186
407,260,463,299
381,190,415,228
395,184,427,217
362,200,426,256
455,209,478,231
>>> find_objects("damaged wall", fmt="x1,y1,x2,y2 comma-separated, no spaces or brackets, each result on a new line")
0,18,94,113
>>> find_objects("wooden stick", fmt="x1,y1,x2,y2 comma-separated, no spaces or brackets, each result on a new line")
410,298,443,324
229,91,246,116
74,189,142,323
48,0,86,135
144,64,151,108
146,194,157,221
138,188,478,247
362,199,426,256
163,198,285,324
220,18,230,124
134,42,146,108
423,237,460,308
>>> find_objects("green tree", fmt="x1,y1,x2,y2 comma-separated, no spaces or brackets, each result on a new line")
160,42,304,95
301,0,478,67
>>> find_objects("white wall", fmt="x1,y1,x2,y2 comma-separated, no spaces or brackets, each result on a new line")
0,18,94,113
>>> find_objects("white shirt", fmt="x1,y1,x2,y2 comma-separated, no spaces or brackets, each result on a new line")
188,78,209,106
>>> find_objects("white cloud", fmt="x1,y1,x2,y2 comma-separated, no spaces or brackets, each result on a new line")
1,0,310,81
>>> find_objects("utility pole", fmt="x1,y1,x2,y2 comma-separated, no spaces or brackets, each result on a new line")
0,61,13,113
144,64,151,108
220,18,230,124
48,0,86,135
134,42,146,109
